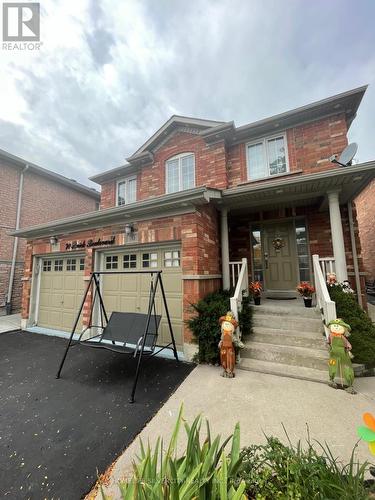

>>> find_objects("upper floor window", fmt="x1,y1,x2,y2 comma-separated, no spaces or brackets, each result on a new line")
117,176,137,206
246,134,288,180
166,153,195,194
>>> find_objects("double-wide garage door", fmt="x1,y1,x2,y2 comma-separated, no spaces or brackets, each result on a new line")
38,256,85,331
101,247,183,349
37,247,183,348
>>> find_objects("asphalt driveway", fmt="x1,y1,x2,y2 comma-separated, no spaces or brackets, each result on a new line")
0,330,194,499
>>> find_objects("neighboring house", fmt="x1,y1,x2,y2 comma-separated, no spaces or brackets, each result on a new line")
12,86,375,358
0,149,100,316
355,179,375,282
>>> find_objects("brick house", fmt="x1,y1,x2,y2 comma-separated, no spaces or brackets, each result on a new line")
13,86,375,357
0,149,99,315
355,179,375,282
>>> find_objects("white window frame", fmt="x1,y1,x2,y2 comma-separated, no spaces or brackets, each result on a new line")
246,132,289,181
116,176,137,206
165,152,195,194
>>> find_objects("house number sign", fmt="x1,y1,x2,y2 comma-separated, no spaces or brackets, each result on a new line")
65,236,115,251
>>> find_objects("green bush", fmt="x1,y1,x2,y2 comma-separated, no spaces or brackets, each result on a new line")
187,290,252,364
108,405,247,499
235,436,372,500
328,285,375,366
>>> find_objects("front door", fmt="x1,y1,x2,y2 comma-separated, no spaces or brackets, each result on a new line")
262,222,298,291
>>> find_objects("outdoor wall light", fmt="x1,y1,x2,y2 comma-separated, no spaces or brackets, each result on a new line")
50,236,58,245
124,223,134,236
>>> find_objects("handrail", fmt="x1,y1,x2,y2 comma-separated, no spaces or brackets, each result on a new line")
229,261,242,289
312,254,336,339
230,258,248,335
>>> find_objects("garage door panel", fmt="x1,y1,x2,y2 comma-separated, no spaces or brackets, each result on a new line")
162,274,182,293
160,322,183,347
50,294,63,308
63,293,77,310
119,296,138,313
160,297,182,319
64,275,78,289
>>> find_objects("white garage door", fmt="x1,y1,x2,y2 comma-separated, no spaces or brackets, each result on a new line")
100,246,183,348
38,256,85,332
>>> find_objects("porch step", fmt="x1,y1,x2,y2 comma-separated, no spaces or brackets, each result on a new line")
241,341,328,371
253,315,323,333
239,358,328,384
251,304,321,319
251,328,327,350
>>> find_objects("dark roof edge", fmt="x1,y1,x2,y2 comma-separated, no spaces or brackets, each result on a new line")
0,148,100,200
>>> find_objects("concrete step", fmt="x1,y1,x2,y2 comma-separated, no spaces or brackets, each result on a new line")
253,315,323,333
250,330,327,350
252,326,324,339
239,357,328,384
251,304,321,319
241,341,329,371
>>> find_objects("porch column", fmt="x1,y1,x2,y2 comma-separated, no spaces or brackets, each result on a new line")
328,191,348,282
220,207,230,290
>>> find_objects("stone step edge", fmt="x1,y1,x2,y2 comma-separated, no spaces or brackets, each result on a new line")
244,341,329,359
249,336,328,351
238,358,327,385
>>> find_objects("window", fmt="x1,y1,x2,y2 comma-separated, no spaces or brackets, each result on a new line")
251,228,263,284
295,221,310,282
66,259,76,271
54,259,63,272
79,258,85,271
123,254,137,269
43,260,52,272
247,134,288,180
142,252,158,268
106,255,118,270
164,250,180,267
166,153,195,193
117,176,137,206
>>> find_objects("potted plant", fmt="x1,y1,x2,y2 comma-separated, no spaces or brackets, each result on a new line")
296,281,315,307
249,281,262,305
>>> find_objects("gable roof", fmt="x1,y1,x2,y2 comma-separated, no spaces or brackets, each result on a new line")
0,148,100,200
90,85,368,185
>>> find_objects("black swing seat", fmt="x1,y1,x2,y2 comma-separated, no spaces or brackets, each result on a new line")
79,311,162,356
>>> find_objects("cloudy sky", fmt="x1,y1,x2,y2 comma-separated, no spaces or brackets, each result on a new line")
0,0,374,188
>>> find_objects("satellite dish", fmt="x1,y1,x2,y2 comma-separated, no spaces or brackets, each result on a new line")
330,143,358,167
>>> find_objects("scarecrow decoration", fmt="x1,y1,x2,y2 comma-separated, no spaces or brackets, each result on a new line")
218,311,238,378
327,318,356,394
357,413,375,456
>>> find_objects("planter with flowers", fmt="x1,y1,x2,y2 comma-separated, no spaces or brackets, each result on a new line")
249,281,263,305
296,281,315,307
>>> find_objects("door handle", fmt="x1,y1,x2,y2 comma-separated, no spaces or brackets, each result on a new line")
264,252,269,269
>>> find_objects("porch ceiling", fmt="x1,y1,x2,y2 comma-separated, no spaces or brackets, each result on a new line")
222,161,375,213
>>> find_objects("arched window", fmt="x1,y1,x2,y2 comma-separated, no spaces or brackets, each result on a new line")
165,153,195,194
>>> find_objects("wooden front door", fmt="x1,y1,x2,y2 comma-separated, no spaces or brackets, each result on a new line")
262,222,298,291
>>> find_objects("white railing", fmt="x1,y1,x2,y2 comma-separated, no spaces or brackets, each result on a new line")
312,254,336,339
318,257,336,277
229,258,248,334
229,261,242,289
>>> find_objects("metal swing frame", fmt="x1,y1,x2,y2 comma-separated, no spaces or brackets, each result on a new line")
56,270,179,403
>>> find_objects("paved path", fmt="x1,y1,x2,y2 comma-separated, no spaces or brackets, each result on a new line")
93,364,375,499
0,313,20,333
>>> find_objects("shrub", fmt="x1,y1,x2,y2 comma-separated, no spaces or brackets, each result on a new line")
328,284,375,366
235,435,372,500
187,290,252,364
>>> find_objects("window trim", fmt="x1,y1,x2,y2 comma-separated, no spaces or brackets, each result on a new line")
165,152,195,194
116,175,137,206
246,132,289,181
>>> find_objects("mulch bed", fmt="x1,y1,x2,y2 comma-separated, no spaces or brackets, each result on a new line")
0,330,194,499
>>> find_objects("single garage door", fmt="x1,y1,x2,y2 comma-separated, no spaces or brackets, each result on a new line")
38,256,85,332
101,246,183,349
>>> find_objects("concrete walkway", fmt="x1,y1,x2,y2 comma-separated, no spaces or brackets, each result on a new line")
91,365,375,499
0,313,20,333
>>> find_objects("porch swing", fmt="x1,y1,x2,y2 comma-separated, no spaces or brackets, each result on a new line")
55,270,179,403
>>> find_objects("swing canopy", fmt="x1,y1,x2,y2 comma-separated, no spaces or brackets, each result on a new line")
56,270,179,403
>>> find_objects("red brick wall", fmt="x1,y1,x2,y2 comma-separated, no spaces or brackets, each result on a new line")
0,161,98,313
21,207,222,343
227,113,348,187
355,180,375,282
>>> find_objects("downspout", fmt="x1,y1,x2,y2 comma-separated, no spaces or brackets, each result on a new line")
347,201,363,307
6,164,28,314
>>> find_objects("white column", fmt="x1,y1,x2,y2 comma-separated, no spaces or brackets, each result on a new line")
328,191,348,282
220,207,230,290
